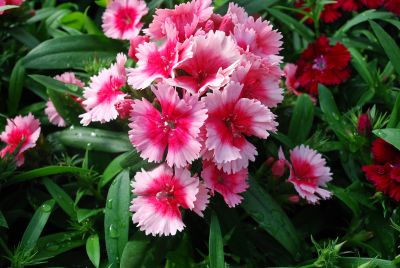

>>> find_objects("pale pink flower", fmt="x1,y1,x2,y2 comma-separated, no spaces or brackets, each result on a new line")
129,83,207,167
130,164,199,236
79,53,127,126
201,160,248,207
283,63,300,93
171,30,241,95
203,13,235,35
283,145,333,204
45,101,66,127
226,3,248,25
0,113,40,166
204,82,277,166
145,0,213,41
53,72,85,87
193,181,209,217
102,0,148,40
231,57,283,107
45,72,85,127
127,23,193,89
231,7,282,59
0,0,5,16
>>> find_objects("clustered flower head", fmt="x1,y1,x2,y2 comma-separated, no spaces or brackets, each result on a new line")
295,0,399,24
88,0,285,236
362,138,400,201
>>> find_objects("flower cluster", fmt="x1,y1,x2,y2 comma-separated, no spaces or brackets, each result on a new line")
84,0,283,236
362,138,400,201
296,0,400,24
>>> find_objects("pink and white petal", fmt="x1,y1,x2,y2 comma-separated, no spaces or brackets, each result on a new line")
193,182,209,217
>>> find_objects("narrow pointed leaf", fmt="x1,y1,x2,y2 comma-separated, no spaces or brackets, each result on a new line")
86,234,100,268
288,94,314,144
209,212,224,268
43,178,76,219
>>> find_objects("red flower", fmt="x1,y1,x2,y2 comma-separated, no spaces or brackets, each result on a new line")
295,35,351,96
362,138,400,201
384,0,400,16
339,0,362,11
360,0,383,8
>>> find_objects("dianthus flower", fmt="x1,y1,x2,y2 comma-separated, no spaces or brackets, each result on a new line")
102,0,148,40
80,53,127,125
362,138,400,201
0,113,41,166
130,164,199,236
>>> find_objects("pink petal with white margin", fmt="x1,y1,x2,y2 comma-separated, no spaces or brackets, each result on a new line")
232,58,283,107
201,161,248,207
205,82,277,164
79,54,127,125
129,83,207,167
102,0,148,40
145,0,213,41
130,164,199,236
193,180,210,217
288,145,333,204
171,30,241,95
127,23,193,89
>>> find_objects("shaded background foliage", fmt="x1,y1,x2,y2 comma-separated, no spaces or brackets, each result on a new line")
0,0,400,267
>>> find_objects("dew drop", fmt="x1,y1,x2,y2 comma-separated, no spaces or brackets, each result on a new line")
109,224,120,238
46,242,60,251
107,199,113,209
90,132,96,137
41,203,52,212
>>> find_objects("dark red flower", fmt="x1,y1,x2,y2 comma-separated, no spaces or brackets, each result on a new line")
371,138,400,165
295,35,351,96
384,0,400,16
361,0,383,8
339,0,362,11
357,113,372,136
362,138,400,201
320,2,343,23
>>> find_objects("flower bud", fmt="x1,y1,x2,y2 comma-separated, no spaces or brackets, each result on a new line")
357,113,371,136
272,159,286,178
115,99,134,119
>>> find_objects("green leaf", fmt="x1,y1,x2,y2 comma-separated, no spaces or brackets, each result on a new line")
267,8,314,41
104,170,130,267
348,47,375,87
334,10,393,37
9,166,90,184
29,74,82,97
373,128,400,150
120,239,151,268
388,94,400,128
42,178,76,219
9,27,40,49
288,94,314,144
241,177,301,257
337,257,395,268
0,210,8,228
318,84,340,118
76,208,103,223
100,152,133,188
8,60,25,115
22,35,124,70
20,199,56,251
34,231,85,261
370,21,400,77
0,5,18,12
53,127,132,153
209,212,224,268
86,234,100,268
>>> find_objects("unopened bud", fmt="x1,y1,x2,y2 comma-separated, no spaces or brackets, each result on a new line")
272,159,286,178
115,99,134,119
357,113,371,136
